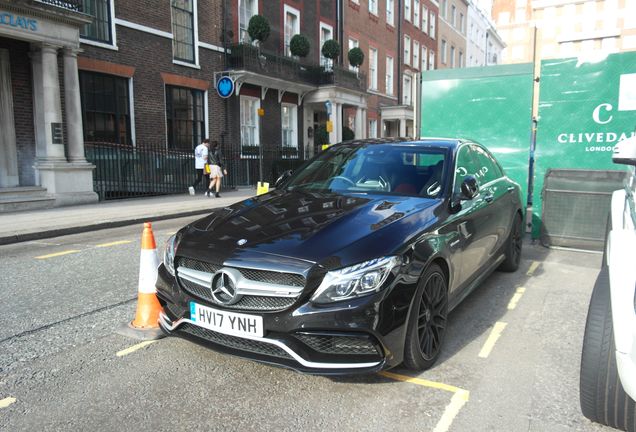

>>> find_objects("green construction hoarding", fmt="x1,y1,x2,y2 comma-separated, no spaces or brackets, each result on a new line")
419,52,636,242
420,64,534,215
533,52,636,237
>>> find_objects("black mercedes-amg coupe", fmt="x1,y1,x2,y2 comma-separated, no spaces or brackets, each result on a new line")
156,138,523,374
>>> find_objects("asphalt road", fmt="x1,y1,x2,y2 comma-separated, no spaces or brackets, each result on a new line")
0,217,616,431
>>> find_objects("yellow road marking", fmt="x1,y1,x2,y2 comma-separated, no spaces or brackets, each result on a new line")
0,397,16,408
526,261,540,276
95,240,132,248
35,250,80,259
116,340,157,357
478,322,508,358
433,390,470,432
507,287,526,310
379,371,467,394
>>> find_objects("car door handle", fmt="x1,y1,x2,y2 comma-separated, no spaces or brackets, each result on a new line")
484,195,494,203
507,186,515,193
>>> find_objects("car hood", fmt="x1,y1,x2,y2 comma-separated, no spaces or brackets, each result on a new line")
177,190,441,271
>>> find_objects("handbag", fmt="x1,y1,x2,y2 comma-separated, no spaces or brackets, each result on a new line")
204,163,211,174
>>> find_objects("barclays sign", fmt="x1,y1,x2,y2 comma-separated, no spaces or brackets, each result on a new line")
0,12,38,32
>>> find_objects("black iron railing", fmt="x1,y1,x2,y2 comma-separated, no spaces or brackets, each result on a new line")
38,0,82,12
228,44,318,86
320,65,368,93
85,142,306,200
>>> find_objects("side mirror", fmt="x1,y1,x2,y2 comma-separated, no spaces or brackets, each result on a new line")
275,170,293,188
460,175,479,200
613,136,636,166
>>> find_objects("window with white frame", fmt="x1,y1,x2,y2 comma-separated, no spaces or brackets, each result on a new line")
171,0,195,63
460,12,465,33
386,0,394,26
284,5,300,57
413,40,420,70
238,0,258,43
320,23,333,67
405,0,411,21
459,50,463,68
403,74,412,106
404,35,411,65
369,47,378,90
422,45,427,70
414,0,420,28
430,12,436,38
386,56,394,95
369,0,378,15
441,39,447,64
348,38,359,71
440,0,447,19
81,0,113,44
369,119,378,138
429,50,435,70
451,4,456,27
281,103,298,154
422,6,428,34
240,96,260,151
450,45,455,67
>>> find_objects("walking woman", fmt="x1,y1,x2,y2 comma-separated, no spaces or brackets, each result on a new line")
206,140,228,197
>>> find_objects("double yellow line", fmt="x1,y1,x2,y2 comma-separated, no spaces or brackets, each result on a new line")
35,240,132,260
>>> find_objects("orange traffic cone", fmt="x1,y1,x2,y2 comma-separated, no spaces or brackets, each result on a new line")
118,222,165,340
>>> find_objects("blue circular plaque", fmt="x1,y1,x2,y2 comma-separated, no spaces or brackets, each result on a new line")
216,76,235,98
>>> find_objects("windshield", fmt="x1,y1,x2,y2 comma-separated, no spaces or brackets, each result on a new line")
286,144,448,198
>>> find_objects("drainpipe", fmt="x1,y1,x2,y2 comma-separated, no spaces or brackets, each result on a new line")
337,0,343,66
397,0,403,106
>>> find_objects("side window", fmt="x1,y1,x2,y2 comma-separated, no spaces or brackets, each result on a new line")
453,145,480,194
471,145,503,184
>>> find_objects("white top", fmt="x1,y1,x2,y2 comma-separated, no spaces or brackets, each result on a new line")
194,143,209,169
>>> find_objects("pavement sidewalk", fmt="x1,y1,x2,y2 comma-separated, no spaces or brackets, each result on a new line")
0,188,257,245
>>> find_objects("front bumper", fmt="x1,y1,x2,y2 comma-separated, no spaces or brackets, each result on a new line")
156,264,414,374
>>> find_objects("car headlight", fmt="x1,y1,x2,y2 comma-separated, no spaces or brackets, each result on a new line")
311,256,402,304
163,234,179,276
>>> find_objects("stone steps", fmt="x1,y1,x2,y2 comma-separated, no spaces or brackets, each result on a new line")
0,187,55,213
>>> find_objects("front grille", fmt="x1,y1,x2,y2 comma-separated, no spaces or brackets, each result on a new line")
179,323,292,359
175,257,305,312
177,257,305,287
179,278,298,311
295,334,380,356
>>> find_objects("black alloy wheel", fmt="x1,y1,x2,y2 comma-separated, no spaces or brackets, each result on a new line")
499,214,522,272
403,264,448,370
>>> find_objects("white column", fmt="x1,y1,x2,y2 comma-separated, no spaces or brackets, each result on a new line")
328,102,337,145
0,48,19,187
36,44,65,161
354,107,362,139
335,102,343,143
399,119,407,137
63,47,86,162
361,108,367,139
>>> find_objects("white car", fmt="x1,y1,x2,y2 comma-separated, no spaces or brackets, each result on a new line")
580,136,636,431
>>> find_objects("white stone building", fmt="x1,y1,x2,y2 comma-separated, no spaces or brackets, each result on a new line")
0,0,97,211
466,0,505,67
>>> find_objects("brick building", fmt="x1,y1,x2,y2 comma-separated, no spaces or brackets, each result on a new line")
222,0,370,184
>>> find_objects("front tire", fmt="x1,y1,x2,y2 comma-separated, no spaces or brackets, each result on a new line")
403,264,448,371
499,213,522,272
580,267,636,431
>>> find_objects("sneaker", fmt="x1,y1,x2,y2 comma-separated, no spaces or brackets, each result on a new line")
215,192,221,198
188,186,195,196
207,190,213,197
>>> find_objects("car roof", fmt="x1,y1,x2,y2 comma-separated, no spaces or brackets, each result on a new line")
333,137,465,150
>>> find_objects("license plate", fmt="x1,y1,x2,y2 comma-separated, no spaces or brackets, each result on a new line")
190,302,264,338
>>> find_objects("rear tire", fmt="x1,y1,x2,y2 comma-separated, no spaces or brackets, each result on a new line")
403,264,448,371
580,267,636,431
499,213,522,272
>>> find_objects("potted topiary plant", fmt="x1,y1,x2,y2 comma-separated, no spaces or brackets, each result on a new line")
348,47,364,70
247,15,270,46
321,39,340,71
289,34,310,58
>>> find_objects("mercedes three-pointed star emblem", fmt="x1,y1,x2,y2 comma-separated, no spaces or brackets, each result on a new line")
210,271,241,305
